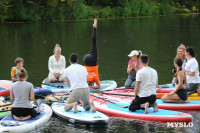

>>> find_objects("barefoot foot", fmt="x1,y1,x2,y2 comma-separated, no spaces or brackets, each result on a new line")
153,102,158,112
90,101,96,113
73,102,78,113
144,102,149,114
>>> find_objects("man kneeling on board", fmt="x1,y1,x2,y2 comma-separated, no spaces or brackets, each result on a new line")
129,54,158,114
64,53,96,113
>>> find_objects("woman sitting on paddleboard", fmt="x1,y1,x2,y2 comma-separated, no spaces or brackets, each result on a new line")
184,46,200,95
162,57,188,103
83,19,100,89
48,44,66,83
124,50,142,88
172,44,188,74
10,69,39,121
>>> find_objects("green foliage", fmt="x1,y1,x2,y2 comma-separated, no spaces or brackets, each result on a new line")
0,0,10,22
0,0,199,22
123,0,160,17
73,0,95,19
160,0,174,14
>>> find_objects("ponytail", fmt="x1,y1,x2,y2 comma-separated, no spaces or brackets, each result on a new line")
19,68,28,80
137,50,142,58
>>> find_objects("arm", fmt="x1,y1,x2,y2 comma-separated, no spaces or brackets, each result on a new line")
127,64,132,74
65,77,71,87
29,89,35,101
48,56,54,74
11,69,19,81
90,19,98,57
134,81,141,98
60,56,66,74
169,72,183,95
89,81,100,89
185,71,195,76
10,91,14,101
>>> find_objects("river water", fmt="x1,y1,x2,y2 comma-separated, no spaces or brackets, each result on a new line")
0,14,200,133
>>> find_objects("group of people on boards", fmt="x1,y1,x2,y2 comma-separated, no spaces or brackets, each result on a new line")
125,44,200,113
9,19,99,120
9,17,200,121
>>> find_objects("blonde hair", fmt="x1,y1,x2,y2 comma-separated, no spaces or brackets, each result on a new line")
176,44,186,61
54,44,61,52
18,68,28,80
15,57,24,64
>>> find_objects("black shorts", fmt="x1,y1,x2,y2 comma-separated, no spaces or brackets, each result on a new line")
129,95,156,112
11,107,37,118
176,89,188,101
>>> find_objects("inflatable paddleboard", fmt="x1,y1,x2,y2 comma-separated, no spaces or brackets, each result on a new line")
51,102,109,125
41,78,117,93
0,80,12,96
0,102,11,120
157,99,200,110
90,94,192,122
0,104,52,133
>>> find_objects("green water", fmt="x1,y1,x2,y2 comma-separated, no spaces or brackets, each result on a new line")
0,14,200,132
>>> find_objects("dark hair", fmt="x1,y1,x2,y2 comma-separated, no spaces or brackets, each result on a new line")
174,57,183,77
137,50,142,58
69,53,78,63
15,57,24,64
140,54,149,64
186,46,196,57
19,68,28,79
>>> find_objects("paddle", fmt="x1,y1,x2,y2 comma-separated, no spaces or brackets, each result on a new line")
41,83,66,88
90,93,129,108
90,89,135,97
0,103,12,107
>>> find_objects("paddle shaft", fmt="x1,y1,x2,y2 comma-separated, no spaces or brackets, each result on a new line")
90,94,129,108
42,83,65,88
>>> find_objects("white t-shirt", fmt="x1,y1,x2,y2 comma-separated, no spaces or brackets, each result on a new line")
136,67,158,97
48,55,66,74
64,64,88,90
184,57,200,83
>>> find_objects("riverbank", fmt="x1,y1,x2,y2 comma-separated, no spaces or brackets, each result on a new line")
0,0,200,22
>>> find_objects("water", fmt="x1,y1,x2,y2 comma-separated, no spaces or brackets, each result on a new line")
0,14,200,132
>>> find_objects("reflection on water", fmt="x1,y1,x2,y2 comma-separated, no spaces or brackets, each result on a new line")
1,14,200,133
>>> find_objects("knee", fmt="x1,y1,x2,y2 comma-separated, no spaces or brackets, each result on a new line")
84,105,91,111
128,104,136,112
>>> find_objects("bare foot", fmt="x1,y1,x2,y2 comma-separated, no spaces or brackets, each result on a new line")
73,102,78,113
21,115,31,121
13,115,21,121
144,102,149,114
93,18,97,28
90,101,96,113
153,102,158,112
180,100,190,103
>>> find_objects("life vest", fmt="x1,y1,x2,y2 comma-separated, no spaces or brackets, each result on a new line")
11,67,23,79
84,66,99,83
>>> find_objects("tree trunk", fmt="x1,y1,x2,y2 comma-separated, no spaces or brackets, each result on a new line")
66,0,78,20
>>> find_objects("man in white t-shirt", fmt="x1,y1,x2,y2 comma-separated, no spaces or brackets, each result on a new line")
129,54,158,114
184,46,200,95
64,53,96,113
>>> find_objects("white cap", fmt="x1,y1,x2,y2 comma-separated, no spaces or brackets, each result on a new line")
128,50,139,57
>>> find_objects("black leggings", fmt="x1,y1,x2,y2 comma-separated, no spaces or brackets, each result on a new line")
129,95,156,112
83,28,98,66
11,107,37,118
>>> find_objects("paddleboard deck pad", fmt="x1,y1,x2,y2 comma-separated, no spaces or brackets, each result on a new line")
42,78,117,93
90,94,192,122
51,102,108,125
0,104,52,133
